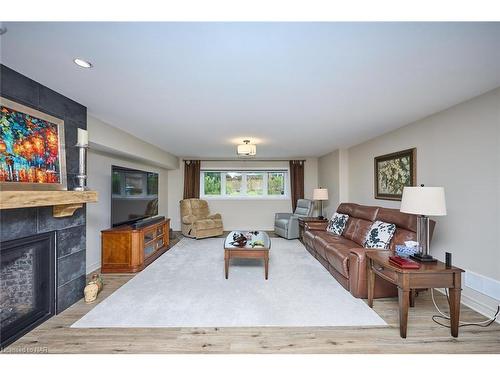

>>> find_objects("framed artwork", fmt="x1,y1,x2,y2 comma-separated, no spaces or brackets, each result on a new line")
374,148,416,201
0,96,67,190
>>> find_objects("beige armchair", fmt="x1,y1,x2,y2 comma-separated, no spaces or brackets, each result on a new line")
180,199,223,239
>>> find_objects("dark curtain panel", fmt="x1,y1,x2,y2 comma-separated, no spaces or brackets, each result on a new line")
183,160,201,199
289,160,305,211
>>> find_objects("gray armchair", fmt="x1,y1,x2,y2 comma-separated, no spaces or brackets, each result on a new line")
274,199,314,239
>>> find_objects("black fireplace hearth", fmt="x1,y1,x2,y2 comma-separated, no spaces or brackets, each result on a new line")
0,232,56,348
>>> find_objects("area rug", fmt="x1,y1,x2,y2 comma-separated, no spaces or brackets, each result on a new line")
72,237,386,328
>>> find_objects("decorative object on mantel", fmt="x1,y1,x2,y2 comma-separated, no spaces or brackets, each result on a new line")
73,128,89,191
313,187,329,219
0,96,67,190
400,185,447,262
374,148,416,201
0,190,98,217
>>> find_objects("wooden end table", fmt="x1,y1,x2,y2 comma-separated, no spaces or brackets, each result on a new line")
298,217,328,242
366,250,464,338
224,231,271,280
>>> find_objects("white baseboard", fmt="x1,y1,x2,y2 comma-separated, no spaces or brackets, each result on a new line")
435,269,500,320
461,290,500,319
86,261,101,275
464,270,500,300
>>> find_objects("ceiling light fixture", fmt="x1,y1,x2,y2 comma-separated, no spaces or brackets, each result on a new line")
237,140,257,157
73,58,93,69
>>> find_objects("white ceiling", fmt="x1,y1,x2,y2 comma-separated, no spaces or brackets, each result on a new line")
1,22,500,158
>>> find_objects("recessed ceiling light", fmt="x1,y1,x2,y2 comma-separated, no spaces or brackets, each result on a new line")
73,58,93,69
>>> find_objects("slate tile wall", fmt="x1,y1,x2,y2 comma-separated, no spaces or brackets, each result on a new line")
0,64,88,314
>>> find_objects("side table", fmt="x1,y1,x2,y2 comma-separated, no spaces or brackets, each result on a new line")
298,217,328,242
366,250,464,338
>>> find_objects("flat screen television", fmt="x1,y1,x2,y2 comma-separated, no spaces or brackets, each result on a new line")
111,166,159,227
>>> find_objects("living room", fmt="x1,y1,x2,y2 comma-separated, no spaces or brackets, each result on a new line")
1,1,500,372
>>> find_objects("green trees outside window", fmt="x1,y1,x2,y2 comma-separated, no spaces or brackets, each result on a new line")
268,172,285,195
204,172,221,195
202,171,287,198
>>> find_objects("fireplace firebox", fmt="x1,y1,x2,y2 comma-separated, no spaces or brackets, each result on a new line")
0,232,56,348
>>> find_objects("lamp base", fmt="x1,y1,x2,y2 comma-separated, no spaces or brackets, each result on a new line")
410,252,437,263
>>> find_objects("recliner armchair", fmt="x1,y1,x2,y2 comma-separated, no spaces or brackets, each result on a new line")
180,199,224,239
274,199,314,239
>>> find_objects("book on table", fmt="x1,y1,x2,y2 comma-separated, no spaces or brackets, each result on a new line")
389,255,421,269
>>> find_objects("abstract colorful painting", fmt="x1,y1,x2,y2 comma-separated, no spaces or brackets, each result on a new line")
0,97,67,190
374,148,416,201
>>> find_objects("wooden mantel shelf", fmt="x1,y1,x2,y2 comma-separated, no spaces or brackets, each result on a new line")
0,190,98,217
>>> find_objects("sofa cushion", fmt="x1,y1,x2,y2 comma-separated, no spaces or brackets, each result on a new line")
303,229,318,249
274,218,289,229
343,218,373,246
326,212,349,235
324,242,354,278
389,228,416,251
338,203,379,221
364,220,397,249
376,207,416,232
194,218,222,231
312,231,358,261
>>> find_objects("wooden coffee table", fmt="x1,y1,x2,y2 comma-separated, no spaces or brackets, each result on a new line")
366,250,464,338
224,231,271,280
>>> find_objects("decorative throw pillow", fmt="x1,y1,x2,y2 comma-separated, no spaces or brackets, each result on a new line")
326,212,349,235
364,221,397,249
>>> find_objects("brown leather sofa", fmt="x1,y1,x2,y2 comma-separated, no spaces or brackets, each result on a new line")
303,203,435,299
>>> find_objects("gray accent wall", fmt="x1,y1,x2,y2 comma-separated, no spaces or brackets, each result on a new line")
0,64,87,313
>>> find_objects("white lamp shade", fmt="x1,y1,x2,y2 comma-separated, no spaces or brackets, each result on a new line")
400,186,447,216
237,143,256,156
313,188,329,200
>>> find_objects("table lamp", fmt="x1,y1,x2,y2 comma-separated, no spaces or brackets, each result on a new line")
313,188,329,219
400,185,447,262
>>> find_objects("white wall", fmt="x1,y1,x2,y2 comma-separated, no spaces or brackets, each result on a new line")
345,88,500,314
87,116,179,170
86,116,177,273
168,158,319,231
318,150,340,219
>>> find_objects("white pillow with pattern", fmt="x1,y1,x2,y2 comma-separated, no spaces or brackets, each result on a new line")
326,212,349,235
364,220,397,249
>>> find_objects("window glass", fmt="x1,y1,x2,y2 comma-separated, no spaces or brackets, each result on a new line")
246,173,264,195
225,172,242,195
203,172,221,195
201,170,287,198
268,172,285,195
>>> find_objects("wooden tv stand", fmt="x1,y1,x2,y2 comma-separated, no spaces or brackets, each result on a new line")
101,218,170,273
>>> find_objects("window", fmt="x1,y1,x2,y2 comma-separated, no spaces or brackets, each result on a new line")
203,172,221,195
201,170,288,199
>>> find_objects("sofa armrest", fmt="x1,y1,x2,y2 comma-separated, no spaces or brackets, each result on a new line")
275,213,292,220
305,221,328,231
348,247,368,298
208,213,221,220
182,215,197,225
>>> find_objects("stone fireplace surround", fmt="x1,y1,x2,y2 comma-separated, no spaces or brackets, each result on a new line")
0,64,88,344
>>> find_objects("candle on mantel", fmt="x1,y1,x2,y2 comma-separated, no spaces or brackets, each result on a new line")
77,128,88,146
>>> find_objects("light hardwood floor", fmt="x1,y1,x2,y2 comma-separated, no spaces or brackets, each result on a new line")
4,235,500,354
